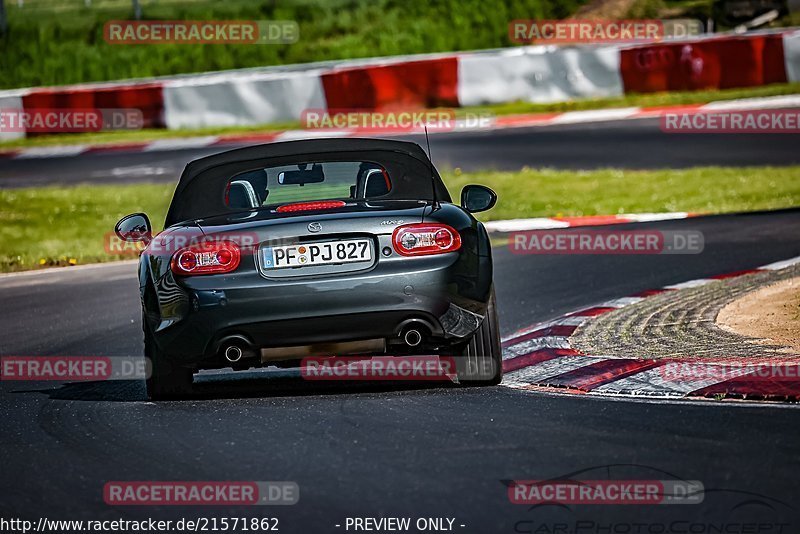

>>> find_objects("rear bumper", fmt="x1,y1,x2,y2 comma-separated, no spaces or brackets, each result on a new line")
148,250,491,365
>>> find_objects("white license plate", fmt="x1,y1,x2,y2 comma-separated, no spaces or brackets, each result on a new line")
261,239,372,269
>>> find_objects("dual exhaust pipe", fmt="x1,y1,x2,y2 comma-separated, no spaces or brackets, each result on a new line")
220,323,426,364
224,345,245,363
403,328,422,347
225,331,424,359
219,336,256,363
400,320,430,348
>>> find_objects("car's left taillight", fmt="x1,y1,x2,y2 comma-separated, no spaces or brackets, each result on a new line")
170,241,241,275
392,223,462,256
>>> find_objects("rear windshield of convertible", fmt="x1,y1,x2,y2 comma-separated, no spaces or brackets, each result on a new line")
163,144,451,226
225,161,392,210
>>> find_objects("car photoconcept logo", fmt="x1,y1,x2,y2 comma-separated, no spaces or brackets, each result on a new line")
308,222,322,233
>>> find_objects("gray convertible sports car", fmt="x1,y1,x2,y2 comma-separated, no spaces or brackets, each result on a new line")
115,138,501,399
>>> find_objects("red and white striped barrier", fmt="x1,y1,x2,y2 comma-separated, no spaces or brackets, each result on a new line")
162,69,327,129
458,44,624,106
500,255,800,400
3,94,798,159
1,29,799,138
0,90,26,142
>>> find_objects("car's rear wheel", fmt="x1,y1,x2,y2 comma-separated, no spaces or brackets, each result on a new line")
143,316,193,400
457,288,503,385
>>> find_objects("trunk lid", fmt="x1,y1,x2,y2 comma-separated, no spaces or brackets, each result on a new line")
194,200,427,240
192,200,430,278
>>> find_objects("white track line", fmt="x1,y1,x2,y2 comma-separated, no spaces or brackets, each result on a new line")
143,136,219,151
484,212,692,233
549,107,640,124
485,218,571,232
623,212,691,222
0,260,137,280
701,95,800,111
15,146,88,158
662,279,714,290
760,255,800,270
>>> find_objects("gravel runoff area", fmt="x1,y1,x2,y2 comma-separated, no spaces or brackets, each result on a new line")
718,275,800,354
571,263,800,360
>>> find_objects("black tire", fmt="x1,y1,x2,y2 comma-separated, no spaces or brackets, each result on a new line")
143,316,193,400
457,288,503,385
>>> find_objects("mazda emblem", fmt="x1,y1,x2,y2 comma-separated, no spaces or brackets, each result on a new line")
308,222,322,233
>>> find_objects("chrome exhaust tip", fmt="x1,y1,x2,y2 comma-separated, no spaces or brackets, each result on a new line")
403,329,422,347
224,345,243,363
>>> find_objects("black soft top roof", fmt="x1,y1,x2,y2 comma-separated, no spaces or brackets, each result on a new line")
165,138,451,227
180,138,435,182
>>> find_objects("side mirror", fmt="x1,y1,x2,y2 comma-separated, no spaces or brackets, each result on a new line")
115,213,152,243
460,185,497,214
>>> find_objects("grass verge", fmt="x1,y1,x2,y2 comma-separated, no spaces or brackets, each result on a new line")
1,0,582,89
443,166,800,221
2,83,799,150
0,183,174,272
1,165,798,272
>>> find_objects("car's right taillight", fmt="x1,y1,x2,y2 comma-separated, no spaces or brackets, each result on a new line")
392,224,462,256
170,241,241,276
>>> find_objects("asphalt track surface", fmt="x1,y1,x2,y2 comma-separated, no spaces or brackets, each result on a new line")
2,118,800,530
2,210,800,532
2,117,800,188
